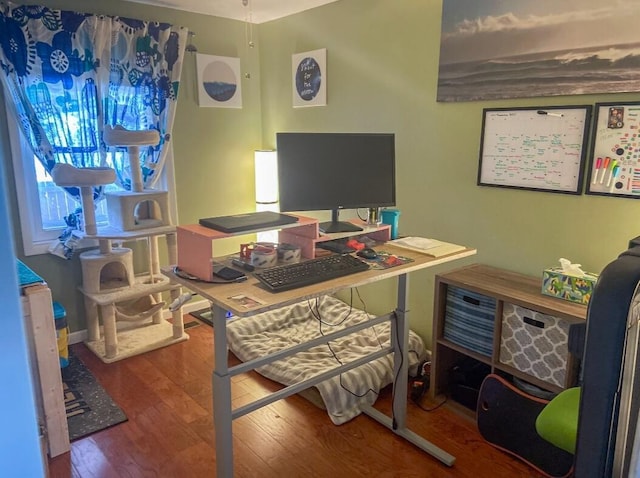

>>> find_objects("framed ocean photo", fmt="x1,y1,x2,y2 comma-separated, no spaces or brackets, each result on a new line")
195,54,242,108
437,0,640,102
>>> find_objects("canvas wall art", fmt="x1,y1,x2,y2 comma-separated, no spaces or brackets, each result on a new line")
437,0,640,102
292,48,326,108
196,54,242,108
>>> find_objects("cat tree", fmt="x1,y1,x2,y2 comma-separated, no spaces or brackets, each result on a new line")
51,125,188,363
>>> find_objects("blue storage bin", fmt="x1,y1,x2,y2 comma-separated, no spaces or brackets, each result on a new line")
443,286,496,357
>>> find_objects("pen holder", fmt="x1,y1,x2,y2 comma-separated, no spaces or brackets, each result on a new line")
380,208,401,239
367,207,381,226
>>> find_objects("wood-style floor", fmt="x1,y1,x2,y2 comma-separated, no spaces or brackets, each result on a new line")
48,318,544,478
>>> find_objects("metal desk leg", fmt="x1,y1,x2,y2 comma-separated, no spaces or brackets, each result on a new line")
363,273,456,467
391,272,411,429
211,303,233,478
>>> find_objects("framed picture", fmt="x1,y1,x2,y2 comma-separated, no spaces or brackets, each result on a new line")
292,48,326,108
586,102,640,198
477,105,592,194
438,2,640,102
195,54,242,108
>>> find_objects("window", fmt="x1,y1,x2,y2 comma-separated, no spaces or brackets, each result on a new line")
7,108,178,256
34,159,116,231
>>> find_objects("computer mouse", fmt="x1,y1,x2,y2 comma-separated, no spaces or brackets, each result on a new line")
357,248,378,260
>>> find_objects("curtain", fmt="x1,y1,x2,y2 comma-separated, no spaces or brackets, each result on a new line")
0,1,187,201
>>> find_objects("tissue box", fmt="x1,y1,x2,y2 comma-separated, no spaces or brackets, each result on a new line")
542,267,598,305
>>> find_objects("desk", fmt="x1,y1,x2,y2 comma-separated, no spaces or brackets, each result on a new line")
163,243,476,477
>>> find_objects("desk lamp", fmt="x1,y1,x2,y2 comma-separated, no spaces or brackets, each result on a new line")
254,150,279,242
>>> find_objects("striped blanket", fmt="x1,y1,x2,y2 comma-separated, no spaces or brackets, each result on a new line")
226,295,426,425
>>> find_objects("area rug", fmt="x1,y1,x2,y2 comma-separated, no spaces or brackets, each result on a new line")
190,308,213,327
62,352,127,441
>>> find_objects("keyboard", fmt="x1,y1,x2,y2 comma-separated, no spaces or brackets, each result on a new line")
254,254,370,292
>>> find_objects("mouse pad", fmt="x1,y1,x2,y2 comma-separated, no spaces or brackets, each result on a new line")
364,251,414,270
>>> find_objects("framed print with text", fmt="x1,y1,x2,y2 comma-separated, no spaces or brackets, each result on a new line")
292,48,326,108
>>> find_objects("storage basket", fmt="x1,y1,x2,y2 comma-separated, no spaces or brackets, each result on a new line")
499,303,570,388
443,286,496,357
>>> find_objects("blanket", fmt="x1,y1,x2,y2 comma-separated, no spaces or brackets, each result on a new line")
226,295,426,425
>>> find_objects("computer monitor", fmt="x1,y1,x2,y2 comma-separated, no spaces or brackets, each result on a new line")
276,132,396,233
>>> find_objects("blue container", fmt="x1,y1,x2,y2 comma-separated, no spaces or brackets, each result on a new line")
53,301,69,368
380,208,401,239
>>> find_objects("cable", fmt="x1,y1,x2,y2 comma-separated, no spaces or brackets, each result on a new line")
413,395,448,412
390,310,402,429
308,292,380,399
407,360,448,412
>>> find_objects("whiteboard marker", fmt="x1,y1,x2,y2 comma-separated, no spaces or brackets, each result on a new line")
537,110,564,118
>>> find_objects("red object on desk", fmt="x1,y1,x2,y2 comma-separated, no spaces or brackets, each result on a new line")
346,239,365,250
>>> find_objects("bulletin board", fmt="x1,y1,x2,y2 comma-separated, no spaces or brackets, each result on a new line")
478,105,592,194
586,102,640,198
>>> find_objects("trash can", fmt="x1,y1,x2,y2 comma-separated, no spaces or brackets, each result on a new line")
53,301,69,368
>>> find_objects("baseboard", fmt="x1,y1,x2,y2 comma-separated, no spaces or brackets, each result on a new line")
68,298,210,345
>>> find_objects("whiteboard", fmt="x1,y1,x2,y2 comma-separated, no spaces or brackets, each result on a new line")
478,106,592,193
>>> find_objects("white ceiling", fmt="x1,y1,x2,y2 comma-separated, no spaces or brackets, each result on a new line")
125,0,340,24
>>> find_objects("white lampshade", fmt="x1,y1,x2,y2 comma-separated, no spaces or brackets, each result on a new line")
254,150,278,206
255,150,279,243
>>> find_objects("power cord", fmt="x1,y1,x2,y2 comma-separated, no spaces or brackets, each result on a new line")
308,292,380,399
410,360,431,402
409,360,448,412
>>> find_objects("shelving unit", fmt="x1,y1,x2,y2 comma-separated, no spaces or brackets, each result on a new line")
176,215,391,281
51,126,188,363
18,261,69,459
79,228,185,362
430,263,587,401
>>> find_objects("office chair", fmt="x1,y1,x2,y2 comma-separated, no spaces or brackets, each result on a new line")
535,322,585,456
537,245,640,476
477,325,585,477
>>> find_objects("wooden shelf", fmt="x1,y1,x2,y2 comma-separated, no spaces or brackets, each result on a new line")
430,263,587,402
176,214,391,281
19,274,69,459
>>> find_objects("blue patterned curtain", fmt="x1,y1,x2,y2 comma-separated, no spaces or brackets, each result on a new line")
0,2,188,203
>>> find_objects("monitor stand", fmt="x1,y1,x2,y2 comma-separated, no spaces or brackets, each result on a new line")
319,209,363,234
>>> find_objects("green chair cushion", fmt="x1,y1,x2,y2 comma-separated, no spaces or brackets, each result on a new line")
535,387,581,454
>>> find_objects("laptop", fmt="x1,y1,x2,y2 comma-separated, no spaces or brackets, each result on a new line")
198,211,299,233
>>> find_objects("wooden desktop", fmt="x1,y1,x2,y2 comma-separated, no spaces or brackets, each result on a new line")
163,217,476,477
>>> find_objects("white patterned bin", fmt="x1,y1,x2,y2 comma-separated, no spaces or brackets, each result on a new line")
499,303,570,388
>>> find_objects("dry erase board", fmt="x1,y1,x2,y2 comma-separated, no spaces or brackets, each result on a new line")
478,106,592,194
586,102,640,198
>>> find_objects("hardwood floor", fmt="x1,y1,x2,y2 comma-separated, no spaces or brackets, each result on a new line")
48,318,545,477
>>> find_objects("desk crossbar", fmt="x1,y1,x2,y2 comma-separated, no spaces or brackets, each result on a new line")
231,346,393,420
228,311,395,376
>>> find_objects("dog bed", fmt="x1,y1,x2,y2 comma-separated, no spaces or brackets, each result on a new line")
226,295,426,425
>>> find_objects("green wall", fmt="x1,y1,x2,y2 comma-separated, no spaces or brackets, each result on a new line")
2,0,639,346
257,0,640,343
